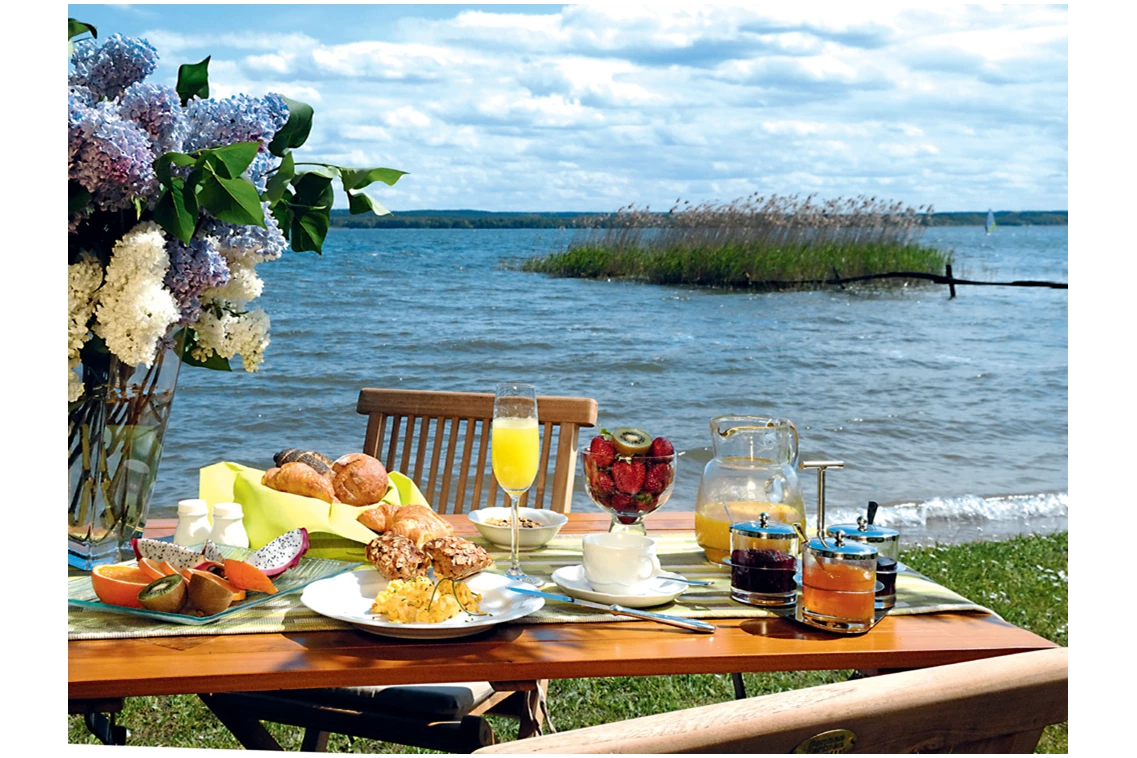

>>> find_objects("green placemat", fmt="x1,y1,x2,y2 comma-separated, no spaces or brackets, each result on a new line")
68,533,994,640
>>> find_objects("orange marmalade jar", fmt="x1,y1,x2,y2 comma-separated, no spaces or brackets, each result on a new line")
800,531,878,633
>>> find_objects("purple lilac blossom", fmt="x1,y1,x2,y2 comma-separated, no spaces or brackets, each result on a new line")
183,93,289,154
119,82,187,154
69,34,159,101
164,236,231,324
201,204,288,261
69,101,158,212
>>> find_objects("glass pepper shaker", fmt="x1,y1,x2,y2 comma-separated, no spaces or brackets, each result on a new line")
827,511,900,610
728,513,800,608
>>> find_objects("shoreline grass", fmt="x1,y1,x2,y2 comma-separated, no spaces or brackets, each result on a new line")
68,531,1067,753
519,194,952,289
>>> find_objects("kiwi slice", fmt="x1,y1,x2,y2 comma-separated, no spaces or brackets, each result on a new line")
610,427,653,457
138,573,187,614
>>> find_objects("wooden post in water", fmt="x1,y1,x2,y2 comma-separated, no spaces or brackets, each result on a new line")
946,264,956,299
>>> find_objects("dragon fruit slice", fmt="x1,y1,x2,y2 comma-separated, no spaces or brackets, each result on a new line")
131,538,203,571
201,540,225,564
247,528,310,578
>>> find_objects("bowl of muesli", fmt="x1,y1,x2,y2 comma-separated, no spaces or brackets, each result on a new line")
467,506,568,550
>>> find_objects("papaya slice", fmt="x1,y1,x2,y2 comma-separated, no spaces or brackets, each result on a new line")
223,559,278,595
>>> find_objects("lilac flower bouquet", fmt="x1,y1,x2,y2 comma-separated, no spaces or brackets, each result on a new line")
66,20,404,567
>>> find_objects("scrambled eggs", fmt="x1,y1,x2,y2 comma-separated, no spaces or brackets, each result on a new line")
371,576,483,624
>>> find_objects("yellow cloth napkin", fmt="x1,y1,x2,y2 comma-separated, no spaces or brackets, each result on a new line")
198,462,428,561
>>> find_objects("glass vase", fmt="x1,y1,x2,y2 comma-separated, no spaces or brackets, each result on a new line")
68,345,180,570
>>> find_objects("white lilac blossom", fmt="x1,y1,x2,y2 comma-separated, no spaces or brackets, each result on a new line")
191,307,271,372
69,34,159,101
93,222,181,368
68,258,104,401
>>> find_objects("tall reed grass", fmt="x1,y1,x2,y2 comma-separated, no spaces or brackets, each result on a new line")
521,194,952,289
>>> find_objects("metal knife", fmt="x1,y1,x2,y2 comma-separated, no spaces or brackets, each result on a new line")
507,587,716,634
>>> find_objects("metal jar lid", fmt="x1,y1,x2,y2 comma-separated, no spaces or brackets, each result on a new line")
827,516,899,545
807,531,878,561
730,512,798,541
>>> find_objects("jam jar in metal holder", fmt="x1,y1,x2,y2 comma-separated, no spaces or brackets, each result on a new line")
827,513,900,610
728,513,800,608
800,531,878,633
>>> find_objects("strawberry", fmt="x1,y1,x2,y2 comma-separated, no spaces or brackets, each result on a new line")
643,463,671,495
609,493,636,511
635,492,657,511
612,459,646,495
589,470,616,495
649,436,674,458
588,435,617,468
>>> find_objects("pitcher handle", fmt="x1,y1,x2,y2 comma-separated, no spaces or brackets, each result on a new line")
788,420,800,466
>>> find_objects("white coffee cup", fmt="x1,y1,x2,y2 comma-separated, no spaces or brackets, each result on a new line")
582,532,662,595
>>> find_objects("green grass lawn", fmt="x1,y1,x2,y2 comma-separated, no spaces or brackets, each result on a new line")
68,532,1067,752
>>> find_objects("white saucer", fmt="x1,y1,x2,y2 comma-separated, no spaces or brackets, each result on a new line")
550,565,689,608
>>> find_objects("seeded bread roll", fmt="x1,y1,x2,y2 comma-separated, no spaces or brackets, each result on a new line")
422,536,494,580
366,533,431,581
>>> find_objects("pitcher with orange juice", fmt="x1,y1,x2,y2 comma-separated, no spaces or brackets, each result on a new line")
694,416,805,564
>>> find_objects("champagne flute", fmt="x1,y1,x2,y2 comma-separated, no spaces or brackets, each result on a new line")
492,382,542,585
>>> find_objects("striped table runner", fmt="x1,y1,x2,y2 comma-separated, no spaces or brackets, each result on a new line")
68,533,992,640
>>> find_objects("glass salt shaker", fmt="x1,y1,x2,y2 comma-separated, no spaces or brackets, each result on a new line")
209,501,249,548
173,498,212,546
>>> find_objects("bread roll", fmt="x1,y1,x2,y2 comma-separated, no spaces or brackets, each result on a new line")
332,453,390,506
357,502,453,547
423,536,493,580
365,533,430,581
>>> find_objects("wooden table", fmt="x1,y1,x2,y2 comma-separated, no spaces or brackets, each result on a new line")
69,512,1055,707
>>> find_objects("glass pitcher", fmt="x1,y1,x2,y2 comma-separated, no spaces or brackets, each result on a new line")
694,416,806,564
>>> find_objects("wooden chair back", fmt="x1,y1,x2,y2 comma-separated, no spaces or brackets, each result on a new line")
357,388,598,514
474,647,1068,754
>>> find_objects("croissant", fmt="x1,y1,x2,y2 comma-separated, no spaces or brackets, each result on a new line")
332,453,390,506
357,503,453,547
262,462,337,504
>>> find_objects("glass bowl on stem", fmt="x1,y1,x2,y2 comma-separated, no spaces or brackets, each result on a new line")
581,449,676,535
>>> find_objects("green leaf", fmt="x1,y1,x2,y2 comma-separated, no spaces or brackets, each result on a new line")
154,151,197,185
291,209,330,253
296,164,340,180
174,328,232,371
198,173,266,227
133,197,145,219
291,172,335,209
268,96,314,157
265,151,295,205
201,142,260,179
68,19,97,41
69,181,91,213
153,178,199,244
339,167,408,191
271,191,295,237
347,189,390,216
176,56,211,106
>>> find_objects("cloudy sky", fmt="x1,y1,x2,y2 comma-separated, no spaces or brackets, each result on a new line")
67,3,1068,213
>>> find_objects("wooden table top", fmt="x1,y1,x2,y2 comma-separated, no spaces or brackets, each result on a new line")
68,512,1056,701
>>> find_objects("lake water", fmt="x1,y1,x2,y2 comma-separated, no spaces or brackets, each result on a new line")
152,225,1068,546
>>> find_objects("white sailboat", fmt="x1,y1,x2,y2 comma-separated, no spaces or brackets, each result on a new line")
985,209,996,235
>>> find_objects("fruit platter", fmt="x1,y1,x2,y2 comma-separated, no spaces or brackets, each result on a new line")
581,427,677,533
68,528,361,626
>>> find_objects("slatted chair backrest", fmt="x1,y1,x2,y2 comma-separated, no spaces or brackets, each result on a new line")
473,647,1068,754
357,388,598,514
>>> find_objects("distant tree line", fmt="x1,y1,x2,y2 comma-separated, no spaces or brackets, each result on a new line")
330,208,1067,230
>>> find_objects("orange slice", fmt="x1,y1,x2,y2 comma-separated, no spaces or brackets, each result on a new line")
159,560,194,582
91,565,151,609
137,558,166,582
222,559,278,595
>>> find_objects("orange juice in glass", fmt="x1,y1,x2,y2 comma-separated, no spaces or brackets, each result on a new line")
491,417,539,495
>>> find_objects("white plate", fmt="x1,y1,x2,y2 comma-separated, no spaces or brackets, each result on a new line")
550,565,689,608
301,569,545,639
467,507,568,550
